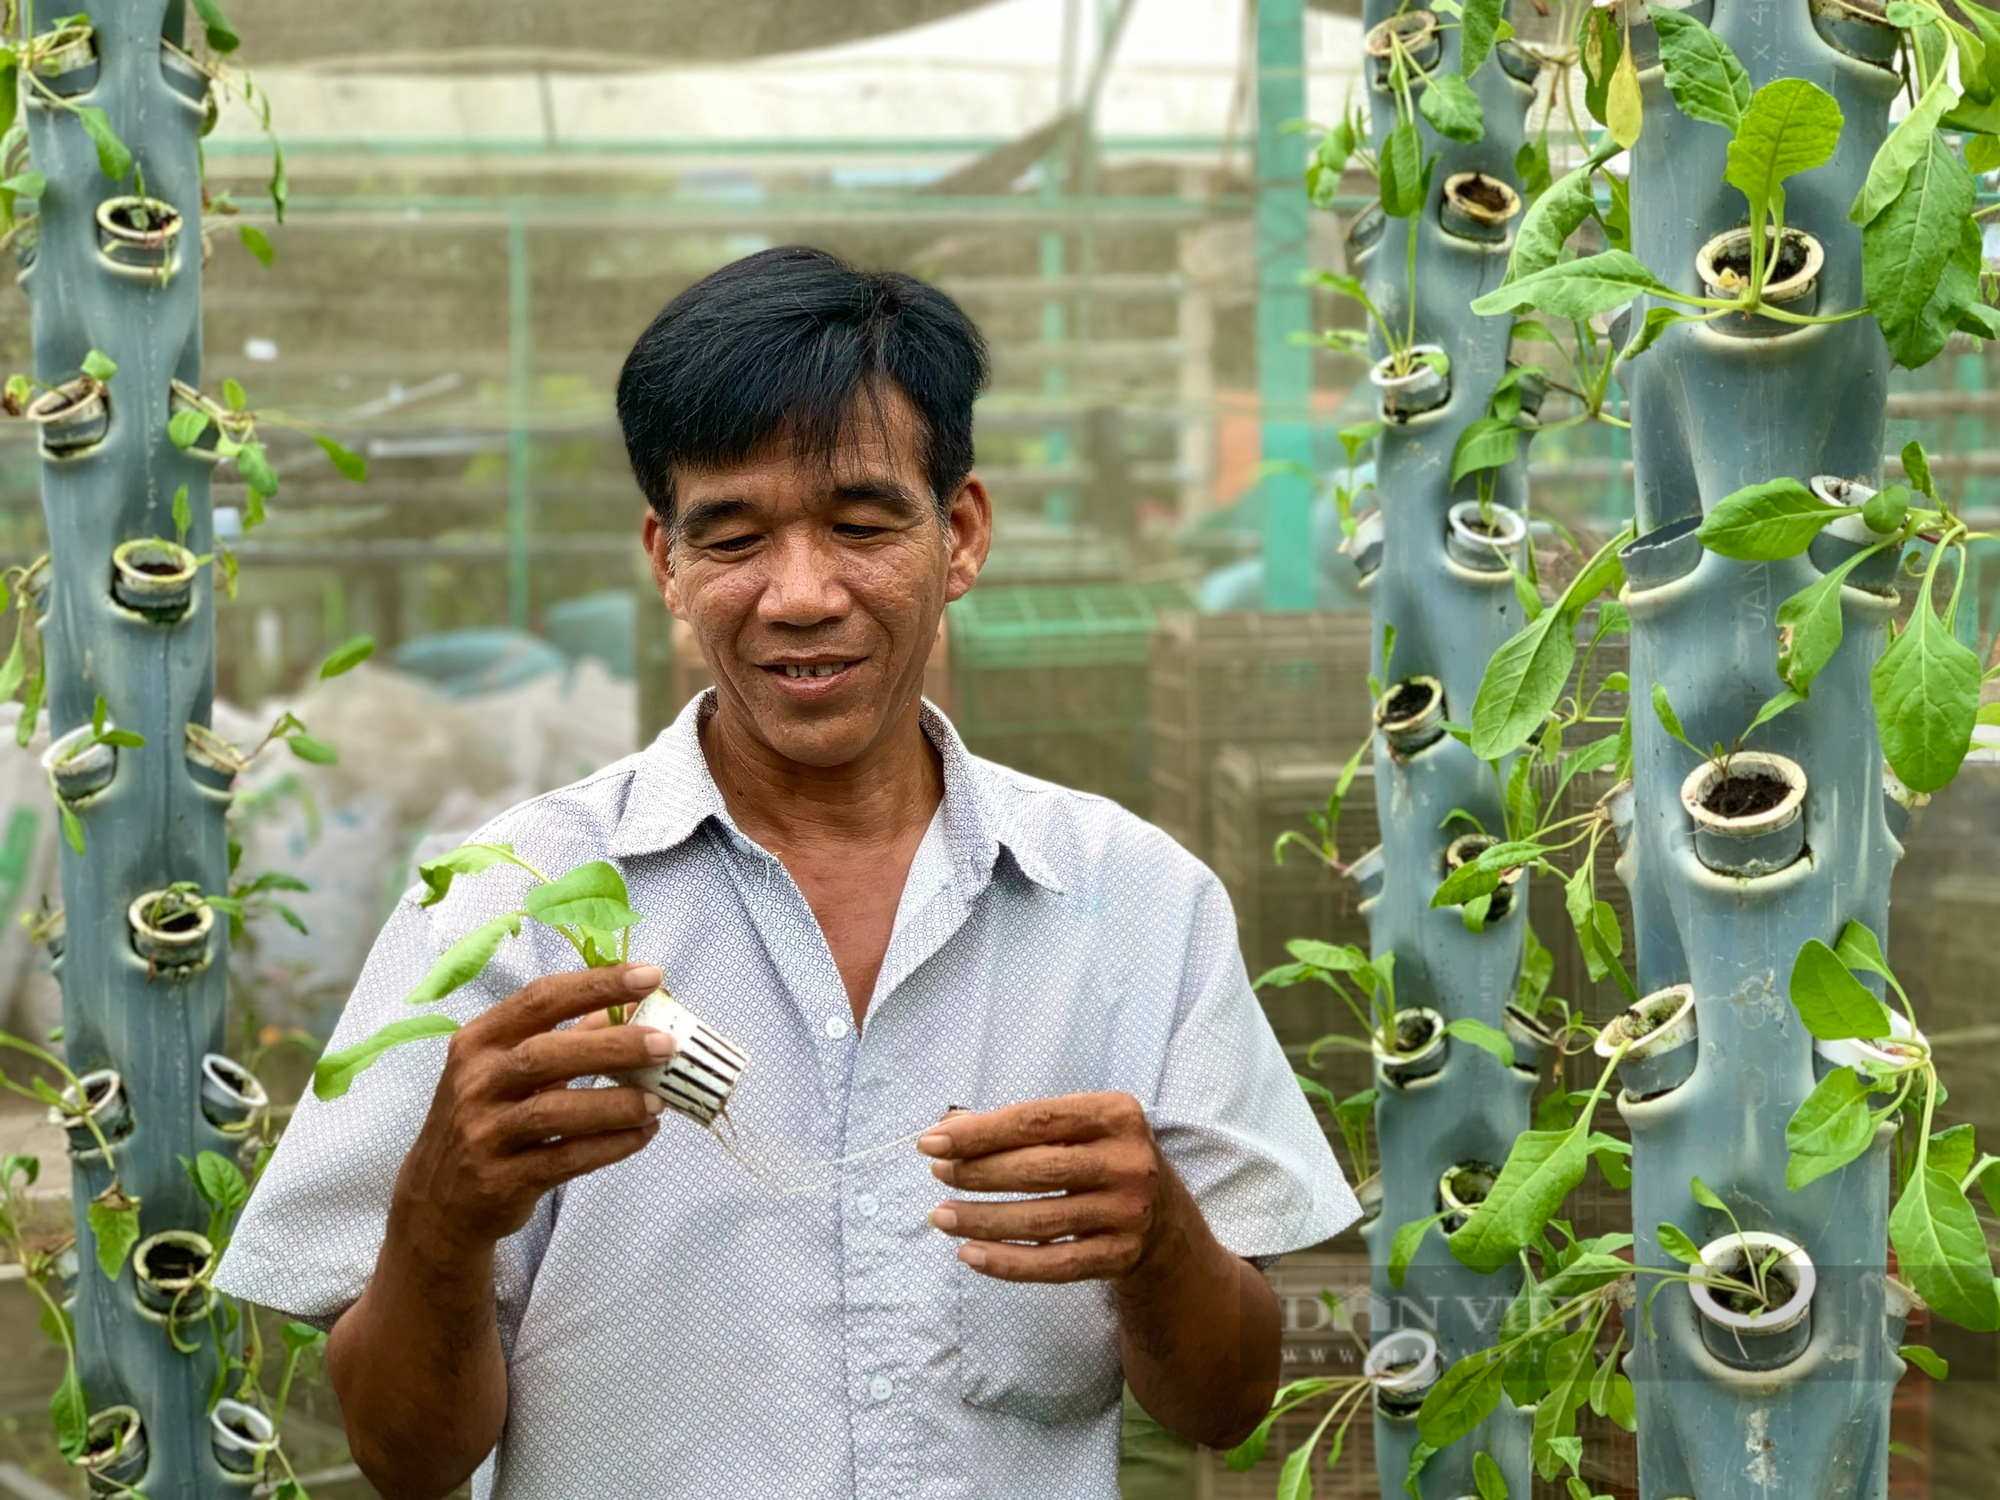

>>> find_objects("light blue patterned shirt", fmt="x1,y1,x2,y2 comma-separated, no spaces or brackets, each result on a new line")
217,692,1357,1499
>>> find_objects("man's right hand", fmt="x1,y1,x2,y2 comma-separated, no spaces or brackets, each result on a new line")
390,962,674,1250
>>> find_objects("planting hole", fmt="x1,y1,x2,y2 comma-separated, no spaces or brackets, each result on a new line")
1384,680,1433,722
1395,1010,1438,1054
1710,1246,1799,1317
1702,770,1790,820
139,1240,209,1283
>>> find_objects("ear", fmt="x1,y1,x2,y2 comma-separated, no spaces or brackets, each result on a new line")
942,475,992,606
641,511,688,621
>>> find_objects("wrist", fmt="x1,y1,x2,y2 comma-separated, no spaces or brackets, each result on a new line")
385,1182,497,1282
1114,1148,1211,1297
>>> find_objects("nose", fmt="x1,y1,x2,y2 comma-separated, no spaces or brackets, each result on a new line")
756,528,849,630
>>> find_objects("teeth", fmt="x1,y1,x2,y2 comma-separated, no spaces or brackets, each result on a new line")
782,663,844,679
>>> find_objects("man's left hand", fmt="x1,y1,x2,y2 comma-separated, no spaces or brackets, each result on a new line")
920,1092,1170,1283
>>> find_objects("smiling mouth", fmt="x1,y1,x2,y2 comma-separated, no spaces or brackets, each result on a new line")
768,660,857,680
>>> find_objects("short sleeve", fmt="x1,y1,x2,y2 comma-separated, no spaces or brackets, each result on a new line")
1147,876,1360,1260
213,896,554,1353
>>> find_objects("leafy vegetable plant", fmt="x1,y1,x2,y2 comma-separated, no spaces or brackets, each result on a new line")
312,846,647,1100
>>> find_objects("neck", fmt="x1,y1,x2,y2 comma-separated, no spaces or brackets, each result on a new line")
700,695,945,855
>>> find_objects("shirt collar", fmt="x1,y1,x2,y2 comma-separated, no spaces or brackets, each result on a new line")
609,689,1069,894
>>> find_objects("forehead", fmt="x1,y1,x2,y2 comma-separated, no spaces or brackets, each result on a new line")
673,382,927,502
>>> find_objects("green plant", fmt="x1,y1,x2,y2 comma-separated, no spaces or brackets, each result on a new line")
311,845,648,1100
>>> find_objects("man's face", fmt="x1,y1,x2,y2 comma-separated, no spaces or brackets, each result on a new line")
642,386,990,768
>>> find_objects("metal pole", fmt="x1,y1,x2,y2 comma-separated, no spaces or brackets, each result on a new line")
1255,0,1313,610
507,197,532,631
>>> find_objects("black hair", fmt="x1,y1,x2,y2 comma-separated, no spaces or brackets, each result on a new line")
615,245,989,525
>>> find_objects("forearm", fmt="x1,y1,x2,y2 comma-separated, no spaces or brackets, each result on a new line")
1112,1167,1280,1450
328,1201,509,1500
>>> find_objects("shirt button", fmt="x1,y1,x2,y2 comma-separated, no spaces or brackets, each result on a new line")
869,1374,894,1402
823,1016,850,1039
855,1193,879,1218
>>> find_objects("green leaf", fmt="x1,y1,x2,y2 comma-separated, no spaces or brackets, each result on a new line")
1745,687,1804,739
239,223,274,266
79,349,116,383
404,913,522,1006
316,433,368,482
1904,440,1937,501
1863,134,1979,368
172,484,192,547
417,841,523,908
192,1149,248,1212
1776,551,1869,696
1650,683,1692,751
1724,79,1843,230
1785,1067,1878,1189
1474,1450,1509,1500
168,408,212,449
191,0,241,51
0,169,45,200
1901,1343,1949,1380
1620,306,1700,361
1835,921,1897,987
59,802,85,857
312,1014,464,1100
1451,417,1523,485
1854,72,1959,226
237,440,280,499
223,378,248,412
1388,1214,1435,1288
1287,938,1373,976
281,1320,326,1354
1469,608,1575,760
1419,71,1485,143
1276,1437,1315,1500
1891,1166,2000,1331
1461,0,1505,74
522,860,643,932
1930,1123,1978,1181
1863,484,1910,535
1651,9,1751,133
1696,478,1844,560
49,1362,87,1461
1445,1017,1518,1070
1873,593,1982,793
87,1192,141,1279
286,733,338,766
1416,1350,1505,1449
1656,1221,1705,1266
1449,1128,1589,1273
1380,121,1428,219
319,635,375,679
1471,250,1671,321
1790,940,1893,1041
74,107,133,182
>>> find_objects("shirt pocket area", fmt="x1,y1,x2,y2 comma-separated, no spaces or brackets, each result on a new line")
955,1265,1126,1426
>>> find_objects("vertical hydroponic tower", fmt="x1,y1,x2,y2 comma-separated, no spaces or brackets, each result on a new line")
24,2,238,1495
1351,3,1538,1493
1614,2,1907,1493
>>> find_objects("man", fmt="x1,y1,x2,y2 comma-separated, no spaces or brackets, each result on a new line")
218,246,1356,1500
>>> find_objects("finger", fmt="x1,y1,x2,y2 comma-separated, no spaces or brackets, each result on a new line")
954,1234,1142,1283
476,964,663,1047
497,1084,664,1148
493,1026,676,1097
929,1192,1129,1244
929,1142,1111,1194
917,1092,1139,1161
522,1121,660,1188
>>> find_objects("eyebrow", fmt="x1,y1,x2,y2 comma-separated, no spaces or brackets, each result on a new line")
830,479,928,517
673,497,757,539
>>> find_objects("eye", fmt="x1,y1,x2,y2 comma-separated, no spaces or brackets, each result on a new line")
834,523,887,540
704,533,761,554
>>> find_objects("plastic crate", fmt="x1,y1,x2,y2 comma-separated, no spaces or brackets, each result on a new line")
1150,611,1377,861
1211,746,1379,1031
947,581,1198,813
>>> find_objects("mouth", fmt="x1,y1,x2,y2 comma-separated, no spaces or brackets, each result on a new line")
760,658,864,693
